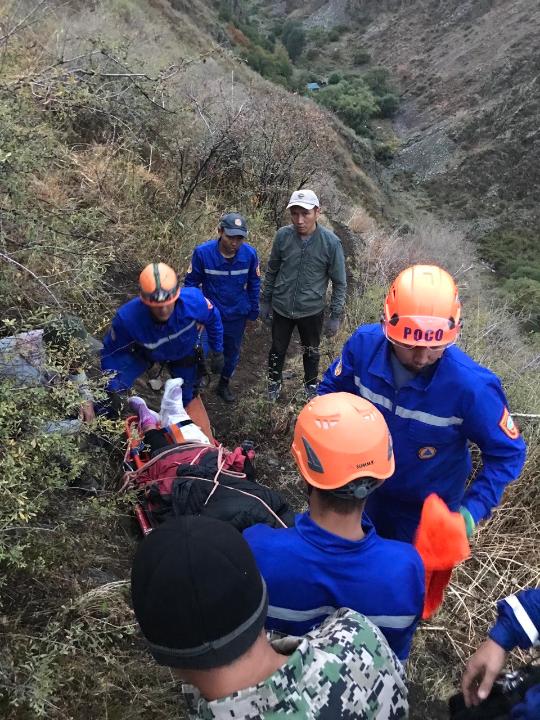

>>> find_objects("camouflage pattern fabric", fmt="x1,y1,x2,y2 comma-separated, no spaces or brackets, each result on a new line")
182,608,408,719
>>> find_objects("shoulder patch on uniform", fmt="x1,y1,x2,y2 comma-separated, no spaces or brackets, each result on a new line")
187,262,192,274
205,297,213,310
499,407,520,440
256,264,261,277
418,446,437,460
334,356,342,376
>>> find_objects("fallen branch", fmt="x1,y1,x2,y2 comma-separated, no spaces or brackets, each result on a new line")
0,251,62,306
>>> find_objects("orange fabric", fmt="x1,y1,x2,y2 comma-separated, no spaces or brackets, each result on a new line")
168,423,186,444
185,396,214,444
414,493,470,619
291,393,395,490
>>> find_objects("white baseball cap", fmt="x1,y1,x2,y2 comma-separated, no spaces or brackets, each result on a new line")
287,189,320,210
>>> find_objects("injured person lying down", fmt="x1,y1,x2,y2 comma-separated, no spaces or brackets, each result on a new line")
124,378,294,533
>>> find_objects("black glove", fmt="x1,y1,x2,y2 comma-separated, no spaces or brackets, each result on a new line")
324,316,341,338
209,350,225,375
259,300,273,327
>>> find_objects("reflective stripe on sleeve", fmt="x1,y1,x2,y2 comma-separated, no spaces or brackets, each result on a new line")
505,594,539,646
204,269,229,275
230,269,249,275
354,377,393,411
268,604,416,629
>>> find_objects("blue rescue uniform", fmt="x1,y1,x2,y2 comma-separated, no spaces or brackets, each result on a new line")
244,512,424,661
184,239,260,379
318,324,527,541
101,288,223,403
489,589,540,719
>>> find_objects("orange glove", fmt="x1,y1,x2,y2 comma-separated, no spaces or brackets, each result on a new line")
414,494,471,619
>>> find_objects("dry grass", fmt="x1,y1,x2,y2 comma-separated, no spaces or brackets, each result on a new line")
409,434,540,700
348,205,376,234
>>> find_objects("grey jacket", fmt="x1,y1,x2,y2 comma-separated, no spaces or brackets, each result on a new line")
261,224,347,319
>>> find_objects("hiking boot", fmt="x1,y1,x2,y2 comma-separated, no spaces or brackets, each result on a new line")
216,378,235,403
304,383,318,401
267,380,282,402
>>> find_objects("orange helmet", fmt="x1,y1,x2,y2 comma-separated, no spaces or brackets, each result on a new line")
382,265,462,347
139,263,180,307
291,392,394,498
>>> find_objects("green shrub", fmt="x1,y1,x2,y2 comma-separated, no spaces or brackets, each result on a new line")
363,66,395,96
282,21,305,62
243,42,292,83
313,78,378,135
376,93,400,118
373,138,398,160
353,48,371,65
328,28,341,42
328,72,342,85
500,277,540,332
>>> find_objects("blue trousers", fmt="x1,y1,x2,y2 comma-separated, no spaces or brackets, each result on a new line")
221,317,247,380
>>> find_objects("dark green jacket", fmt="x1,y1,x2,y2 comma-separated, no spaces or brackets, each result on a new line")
261,224,347,319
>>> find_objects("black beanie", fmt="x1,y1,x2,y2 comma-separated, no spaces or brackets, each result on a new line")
131,516,268,670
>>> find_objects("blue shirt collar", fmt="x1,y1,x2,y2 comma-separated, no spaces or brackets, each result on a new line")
295,511,377,553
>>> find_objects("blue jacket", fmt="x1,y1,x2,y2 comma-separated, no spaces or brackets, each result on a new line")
490,589,540,720
101,288,223,392
244,512,424,661
184,239,260,322
490,589,540,651
318,324,527,525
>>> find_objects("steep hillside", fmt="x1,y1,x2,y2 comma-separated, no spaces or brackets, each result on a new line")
259,0,540,325
273,0,540,227
353,0,540,227
1,2,539,720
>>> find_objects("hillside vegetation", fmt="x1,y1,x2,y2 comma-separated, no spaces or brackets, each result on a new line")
258,0,540,330
0,1,539,719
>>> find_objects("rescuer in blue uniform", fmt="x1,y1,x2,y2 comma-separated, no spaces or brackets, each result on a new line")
101,263,224,407
461,588,540,717
184,213,260,403
318,265,527,543
244,392,424,661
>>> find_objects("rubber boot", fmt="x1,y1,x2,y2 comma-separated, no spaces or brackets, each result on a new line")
216,376,235,403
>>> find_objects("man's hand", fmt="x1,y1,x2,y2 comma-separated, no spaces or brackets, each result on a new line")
324,316,341,338
259,300,272,327
209,350,225,375
79,400,96,423
461,638,507,707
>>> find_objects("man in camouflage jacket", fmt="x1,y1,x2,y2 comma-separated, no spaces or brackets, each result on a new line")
131,516,408,720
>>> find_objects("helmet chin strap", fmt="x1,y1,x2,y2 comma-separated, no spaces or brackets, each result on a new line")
329,478,380,501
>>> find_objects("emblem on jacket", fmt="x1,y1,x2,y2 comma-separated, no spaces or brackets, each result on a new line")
418,446,437,460
334,356,342,376
499,407,520,440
